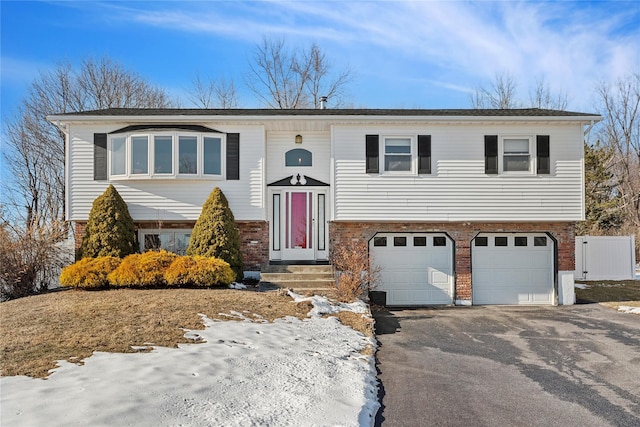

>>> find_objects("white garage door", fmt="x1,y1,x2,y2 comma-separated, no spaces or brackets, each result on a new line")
472,233,555,305
370,233,454,306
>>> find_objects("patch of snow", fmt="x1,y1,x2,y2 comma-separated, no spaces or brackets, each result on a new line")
574,283,589,289
289,291,369,317
617,306,640,315
1,297,379,427
229,282,247,289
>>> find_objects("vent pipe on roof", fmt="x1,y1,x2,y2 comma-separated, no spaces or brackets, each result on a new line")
319,96,328,109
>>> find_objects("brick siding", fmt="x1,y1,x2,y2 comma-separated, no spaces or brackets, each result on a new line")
73,220,270,271
329,221,576,301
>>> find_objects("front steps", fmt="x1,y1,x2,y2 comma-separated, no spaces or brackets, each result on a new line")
259,265,335,292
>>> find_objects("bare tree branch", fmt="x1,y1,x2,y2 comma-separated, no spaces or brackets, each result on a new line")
245,37,353,109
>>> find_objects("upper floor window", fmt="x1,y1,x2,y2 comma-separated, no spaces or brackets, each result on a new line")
110,132,224,179
502,137,531,172
384,137,412,172
366,134,431,175
485,135,548,175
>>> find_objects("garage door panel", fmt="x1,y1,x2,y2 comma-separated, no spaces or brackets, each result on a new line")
371,233,454,306
472,233,554,305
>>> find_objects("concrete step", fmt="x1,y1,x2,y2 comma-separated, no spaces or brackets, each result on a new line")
259,264,335,290
260,272,335,282
262,265,333,274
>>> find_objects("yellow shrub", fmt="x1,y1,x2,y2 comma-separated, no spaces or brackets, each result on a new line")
191,257,235,286
164,256,198,286
163,256,234,287
60,257,121,289
108,250,177,287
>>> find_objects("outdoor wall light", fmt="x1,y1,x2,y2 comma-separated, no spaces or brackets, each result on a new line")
295,134,303,144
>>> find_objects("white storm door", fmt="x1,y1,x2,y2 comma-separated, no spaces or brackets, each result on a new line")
282,190,315,261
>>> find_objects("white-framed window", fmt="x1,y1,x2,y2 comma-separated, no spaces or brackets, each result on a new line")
383,136,414,173
140,229,192,255
109,132,224,179
501,136,533,173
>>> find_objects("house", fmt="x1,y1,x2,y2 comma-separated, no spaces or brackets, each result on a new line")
49,108,601,306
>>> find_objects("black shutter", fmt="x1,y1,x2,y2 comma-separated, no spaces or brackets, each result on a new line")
366,134,379,173
418,135,431,174
94,133,108,180
537,135,550,174
484,135,498,174
226,133,240,180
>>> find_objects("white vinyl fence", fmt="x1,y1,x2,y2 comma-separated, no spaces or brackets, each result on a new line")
575,236,636,280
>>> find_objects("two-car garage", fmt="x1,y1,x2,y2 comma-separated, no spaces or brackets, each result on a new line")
369,232,556,306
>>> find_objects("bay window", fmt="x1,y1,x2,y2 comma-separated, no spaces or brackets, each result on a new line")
109,131,224,179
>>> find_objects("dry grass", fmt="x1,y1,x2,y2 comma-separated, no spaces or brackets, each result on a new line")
0,288,311,378
575,280,640,304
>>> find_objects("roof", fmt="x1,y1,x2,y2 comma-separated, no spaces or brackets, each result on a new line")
51,108,598,117
51,107,600,118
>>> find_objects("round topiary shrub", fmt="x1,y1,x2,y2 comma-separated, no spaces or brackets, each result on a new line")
187,187,244,281
164,256,235,287
79,185,138,259
190,257,235,287
108,250,177,287
60,256,121,289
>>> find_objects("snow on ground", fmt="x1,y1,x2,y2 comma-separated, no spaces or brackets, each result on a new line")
1,293,379,427
618,306,640,315
574,283,589,290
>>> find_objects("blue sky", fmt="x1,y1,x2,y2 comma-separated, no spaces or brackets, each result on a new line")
1,0,639,115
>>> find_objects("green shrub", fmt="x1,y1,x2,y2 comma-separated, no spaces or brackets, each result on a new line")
186,187,244,281
59,257,121,289
79,185,138,259
164,256,235,287
108,250,177,287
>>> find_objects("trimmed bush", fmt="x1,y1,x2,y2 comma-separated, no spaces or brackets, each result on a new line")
164,256,235,287
191,257,235,286
59,257,121,289
186,187,244,281
163,256,198,286
79,185,138,259
108,250,177,287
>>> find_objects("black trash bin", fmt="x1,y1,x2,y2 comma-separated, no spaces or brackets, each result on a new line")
369,290,386,306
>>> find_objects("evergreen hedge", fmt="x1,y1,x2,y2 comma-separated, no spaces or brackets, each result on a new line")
186,187,244,281
79,185,138,258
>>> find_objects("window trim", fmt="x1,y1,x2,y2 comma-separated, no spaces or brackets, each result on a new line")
380,135,416,175
108,131,225,180
499,135,534,175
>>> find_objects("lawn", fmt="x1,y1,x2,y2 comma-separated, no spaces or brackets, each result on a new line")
0,288,370,378
575,279,640,311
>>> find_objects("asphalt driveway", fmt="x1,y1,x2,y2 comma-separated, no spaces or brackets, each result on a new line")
373,304,640,427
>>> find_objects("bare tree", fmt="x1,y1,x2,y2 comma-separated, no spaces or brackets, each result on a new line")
595,71,640,242
529,76,569,110
187,72,239,108
4,56,173,232
245,37,353,109
302,43,353,108
470,73,519,109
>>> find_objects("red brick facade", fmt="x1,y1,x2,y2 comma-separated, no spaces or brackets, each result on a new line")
73,220,270,271
329,221,576,301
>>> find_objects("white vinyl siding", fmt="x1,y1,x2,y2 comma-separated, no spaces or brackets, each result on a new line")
266,132,331,185
332,124,584,222
67,124,265,221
